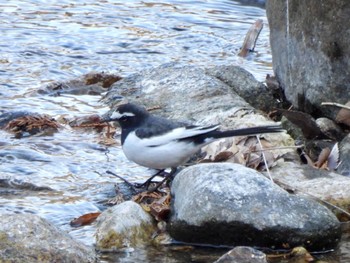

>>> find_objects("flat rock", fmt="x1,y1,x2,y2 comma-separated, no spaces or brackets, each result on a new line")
102,63,293,150
168,163,341,251
268,161,350,218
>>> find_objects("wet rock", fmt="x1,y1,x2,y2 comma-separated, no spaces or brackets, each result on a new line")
0,111,60,137
206,65,280,113
336,134,350,176
268,161,350,219
0,111,35,128
95,201,157,251
168,163,341,251
0,213,96,263
34,72,122,96
0,178,53,191
214,246,267,263
266,0,350,119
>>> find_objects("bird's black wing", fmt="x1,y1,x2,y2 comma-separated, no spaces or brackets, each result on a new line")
135,115,187,139
135,115,219,146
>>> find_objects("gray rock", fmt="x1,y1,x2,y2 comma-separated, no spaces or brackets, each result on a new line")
0,214,96,263
103,63,250,127
316,117,346,141
266,0,350,119
95,201,157,251
214,246,267,263
206,65,280,113
168,163,341,251
268,161,350,218
102,63,292,148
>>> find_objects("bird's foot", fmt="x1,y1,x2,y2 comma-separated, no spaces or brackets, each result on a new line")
133,169,167,189
147,168,178,193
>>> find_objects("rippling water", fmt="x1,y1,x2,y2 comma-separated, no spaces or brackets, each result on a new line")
1,1,348,262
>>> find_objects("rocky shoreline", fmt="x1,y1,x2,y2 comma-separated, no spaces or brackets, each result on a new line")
1,62,349,262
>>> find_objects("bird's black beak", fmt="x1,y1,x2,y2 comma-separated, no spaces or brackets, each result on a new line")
100,111,113,123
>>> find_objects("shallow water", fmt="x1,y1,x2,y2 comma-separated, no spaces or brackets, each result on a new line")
1,0,349,262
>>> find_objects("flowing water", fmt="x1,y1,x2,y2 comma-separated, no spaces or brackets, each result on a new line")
1,0,349,262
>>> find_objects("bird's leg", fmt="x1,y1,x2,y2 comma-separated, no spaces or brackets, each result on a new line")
133,169,166,189
147,167,178,192
106,170,138,192
166,167,178,186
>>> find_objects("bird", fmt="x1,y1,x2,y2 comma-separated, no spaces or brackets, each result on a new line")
102,103,283,188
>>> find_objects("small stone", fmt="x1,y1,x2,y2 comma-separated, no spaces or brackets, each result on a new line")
95,201,157,251
214,246,267,263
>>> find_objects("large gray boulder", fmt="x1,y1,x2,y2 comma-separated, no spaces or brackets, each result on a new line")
102,63,292,147
168,163,341,251
266,0,350,119
0,214,96,263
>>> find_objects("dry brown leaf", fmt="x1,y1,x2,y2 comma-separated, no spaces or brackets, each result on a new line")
70,212,101,227
279,109,322,139
246,156,261,169
226,152,246,166
213,151,234,162
315,147,331,168
202,135,281,171
132,189,171,221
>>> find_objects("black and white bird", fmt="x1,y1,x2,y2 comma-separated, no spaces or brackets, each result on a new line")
102,103,283,186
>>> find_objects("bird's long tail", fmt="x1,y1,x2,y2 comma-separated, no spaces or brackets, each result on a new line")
210,125,284,139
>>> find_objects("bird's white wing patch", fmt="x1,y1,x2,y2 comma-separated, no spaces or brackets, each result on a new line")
140,125,220,147
110,110,135,119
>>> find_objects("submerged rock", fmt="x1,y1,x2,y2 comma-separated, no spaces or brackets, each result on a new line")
0,111,60,137
95,201,157,251
0,213,96,263
168,163,341,251
214,246,267,263
33,72,122,96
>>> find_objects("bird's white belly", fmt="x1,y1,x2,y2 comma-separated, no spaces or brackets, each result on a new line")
122,131,201,169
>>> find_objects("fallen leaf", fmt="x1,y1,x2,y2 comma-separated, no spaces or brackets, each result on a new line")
70,212,101,227
315,147,331,168
279,109,322,139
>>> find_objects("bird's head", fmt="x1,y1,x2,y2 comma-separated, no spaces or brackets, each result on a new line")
101,103,149,129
